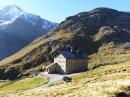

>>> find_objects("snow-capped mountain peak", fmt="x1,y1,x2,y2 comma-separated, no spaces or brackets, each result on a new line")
0,5,57,28
0,5,25,24
0,5,57,60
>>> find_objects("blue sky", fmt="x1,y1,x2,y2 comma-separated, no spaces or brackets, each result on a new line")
0,0,130,23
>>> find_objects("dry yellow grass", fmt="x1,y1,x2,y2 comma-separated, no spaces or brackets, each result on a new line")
1,61,130,97
88,42,130,69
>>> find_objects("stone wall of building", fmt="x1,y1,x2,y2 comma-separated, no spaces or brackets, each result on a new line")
66,58,87,74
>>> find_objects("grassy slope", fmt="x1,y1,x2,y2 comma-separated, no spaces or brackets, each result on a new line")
14,61,130,97
88,42,130,69
0,76,48,96
0,59,129,97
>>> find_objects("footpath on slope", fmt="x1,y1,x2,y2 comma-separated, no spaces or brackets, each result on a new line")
39,72,85,88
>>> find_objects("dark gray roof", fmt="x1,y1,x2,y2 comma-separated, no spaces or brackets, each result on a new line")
57,51,87,59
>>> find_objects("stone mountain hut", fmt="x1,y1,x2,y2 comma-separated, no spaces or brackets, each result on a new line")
45,51,88,74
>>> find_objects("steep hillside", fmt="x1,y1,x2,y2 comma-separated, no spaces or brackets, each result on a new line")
3,60,130,97
1,7,130,80
0,5,56,60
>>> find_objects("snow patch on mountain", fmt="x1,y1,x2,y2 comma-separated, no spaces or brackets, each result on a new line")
0,5,24,21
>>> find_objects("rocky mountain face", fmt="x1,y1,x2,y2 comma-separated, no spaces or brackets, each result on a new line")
0,5,57,60
1,7,130,80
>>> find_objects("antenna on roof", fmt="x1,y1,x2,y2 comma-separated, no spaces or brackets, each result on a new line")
76,48,80,53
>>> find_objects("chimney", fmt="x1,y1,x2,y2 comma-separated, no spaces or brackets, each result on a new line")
71,47,73,53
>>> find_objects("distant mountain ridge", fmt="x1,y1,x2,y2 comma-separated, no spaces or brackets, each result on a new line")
0,5,57,60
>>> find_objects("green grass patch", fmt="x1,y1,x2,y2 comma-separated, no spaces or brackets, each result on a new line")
0,81,11,88
0,76,48,92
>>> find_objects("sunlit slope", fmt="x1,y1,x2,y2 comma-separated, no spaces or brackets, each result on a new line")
1,60,130,97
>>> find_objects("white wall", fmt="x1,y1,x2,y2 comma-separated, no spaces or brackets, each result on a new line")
54,54,66,72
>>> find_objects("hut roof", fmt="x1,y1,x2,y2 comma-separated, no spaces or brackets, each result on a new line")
55,51,87,59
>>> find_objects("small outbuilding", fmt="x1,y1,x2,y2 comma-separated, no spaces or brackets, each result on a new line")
45,51,87,74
